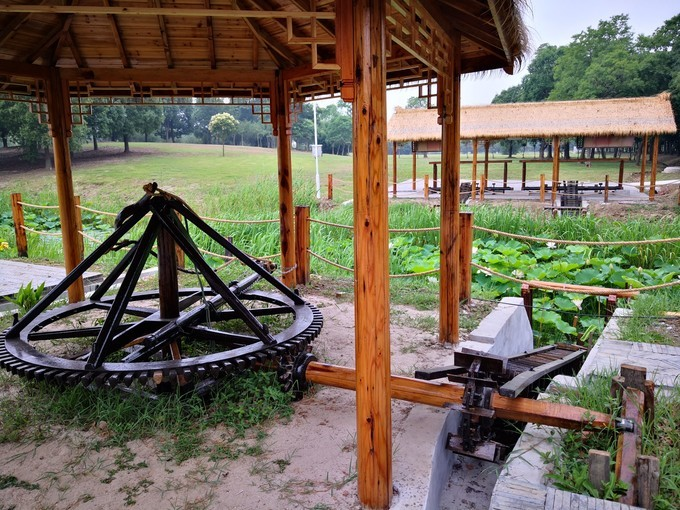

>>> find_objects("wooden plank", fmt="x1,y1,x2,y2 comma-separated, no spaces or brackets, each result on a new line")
636,455,660,509
620,364,647,392
588,449,611,493
294,206,310,285
351,0,391,506
616,388,643,506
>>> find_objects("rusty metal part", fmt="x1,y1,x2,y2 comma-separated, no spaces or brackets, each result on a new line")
0,187,323,391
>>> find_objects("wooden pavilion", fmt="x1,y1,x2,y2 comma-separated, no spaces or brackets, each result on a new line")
388,94,678,202
0,1,528,507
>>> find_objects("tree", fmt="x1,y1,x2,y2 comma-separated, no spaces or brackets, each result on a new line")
492,84,524,104
522,44,563,102
129,106,163,142
406,96,428,109
106,105,137,153
208,112,239,156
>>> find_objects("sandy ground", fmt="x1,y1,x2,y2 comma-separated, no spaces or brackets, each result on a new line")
0,293,462,510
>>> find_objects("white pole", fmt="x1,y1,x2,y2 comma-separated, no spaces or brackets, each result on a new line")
313,102,321,199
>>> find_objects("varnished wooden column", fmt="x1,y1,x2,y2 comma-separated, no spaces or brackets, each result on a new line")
46,69,84,303
551,136,560,205
274,73,296,287
439,34,462,344
351,0,392,506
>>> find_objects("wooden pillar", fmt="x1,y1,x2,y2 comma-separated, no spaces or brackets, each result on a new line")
439,33,461,344
295,206,310,285
392,141,397,197
471,139,478,199
551,136,560,205
521,161,527,190
432,163,438,189
539,174,546,202
618,159,625,188
639,135,648,192
46,69,84,303
327,173,334,200
503,160,508,190
483,139,490,180
424,174,429,200
274,73,296,287
350,0,392,505
412,147,417,190
604,175,610,203
459,211,473,302
10,193,28,257
649,136,659,201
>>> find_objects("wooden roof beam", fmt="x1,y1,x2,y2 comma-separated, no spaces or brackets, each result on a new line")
64,30,85,68
0,58,50,79
204,0,216,70
103,0,130,68
24,17,71,64
150,0,173,69
59,67,275,84
0,0,53,46
287,0,335,37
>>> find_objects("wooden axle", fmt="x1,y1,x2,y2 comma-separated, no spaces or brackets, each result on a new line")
305,361,612,430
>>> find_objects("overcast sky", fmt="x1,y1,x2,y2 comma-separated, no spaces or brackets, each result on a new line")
386,1,679,114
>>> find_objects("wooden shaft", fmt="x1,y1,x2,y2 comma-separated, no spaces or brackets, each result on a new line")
47,69,84,303
438,34,461,345
157,226,179,319
412,149,417,190
639,135,648,192
503,161,508,189
618,160,624,188
521,283,532,327
433,163,438,189
327,173,333,200
294,206,310,285
305,362,613,430
471,139,478,199
521,161,527,190
274,74,296,288
74,195,84,261
604,175,609,203
459,212,473,302
351,0,392,505
649,136,659,201
551,136,560,205
392,141,397,198
616,388,643,505
424,174,429,199
10,193,28,257
539,174,545,202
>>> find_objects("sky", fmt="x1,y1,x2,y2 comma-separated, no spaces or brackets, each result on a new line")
385,1,679,114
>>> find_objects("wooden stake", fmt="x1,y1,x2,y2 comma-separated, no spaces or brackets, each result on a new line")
294,206,310,285
351,0,392,505
459,212,473,303
639,135,648,192
604,175,609,203
471,138,478,199
10,193,28,257
483,139,490,181
274,73,295,288
618,159,625,189
649,136,659,201
424,174,429,199
521,160,527,190
636,455,660,509
47,68,84,303
327,173,333,200
521,283,533,327
539,174,545,203
438,33,461,345
588,450,611,493
412,147,417,191
616,388,643,506
551,136,560,205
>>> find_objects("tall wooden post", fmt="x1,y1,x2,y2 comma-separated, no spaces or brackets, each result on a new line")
350,0,392,506
74,195,84,261
639,135,648,192
327,173,334,200
483,139,490,181
649,136,659,202
412,147,417,190
471,138,478,199
46,69,84,303
274,73,296,287
551,136,560,205
294,206,310,285
10,193,28,257
459,211,473,302
392,141,398,197
439,33,461,344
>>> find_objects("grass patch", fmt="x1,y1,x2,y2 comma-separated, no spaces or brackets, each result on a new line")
0,474,40,491
618,287,680,345
545,373,680,508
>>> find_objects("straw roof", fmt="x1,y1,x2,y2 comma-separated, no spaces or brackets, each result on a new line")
0,0,529,104
388,94,678,142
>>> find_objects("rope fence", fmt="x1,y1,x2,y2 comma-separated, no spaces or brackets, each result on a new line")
16,201,59,210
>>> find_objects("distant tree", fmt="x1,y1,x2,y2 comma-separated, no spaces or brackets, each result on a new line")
84,106,113,150
522,44,563,102
106,105,136,153
492,84,524,104
9,102,51,164
406,96,428,109
129,106,163,142
208,112,239,156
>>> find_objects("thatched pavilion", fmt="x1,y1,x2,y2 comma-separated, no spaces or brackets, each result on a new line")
388,94,678,202
0,1,528,506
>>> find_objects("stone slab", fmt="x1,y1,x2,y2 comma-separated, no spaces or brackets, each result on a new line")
468,297,533,357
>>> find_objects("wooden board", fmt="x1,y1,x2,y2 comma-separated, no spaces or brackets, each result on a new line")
0,260,101,300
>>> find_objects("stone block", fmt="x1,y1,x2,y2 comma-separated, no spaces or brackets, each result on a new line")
469,297,533,357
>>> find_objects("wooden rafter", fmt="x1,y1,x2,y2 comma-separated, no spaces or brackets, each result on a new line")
233,0,300,68
204,0,216,70
287,0,335,38
25,16,72,64
63,30,84,68
102,0,130,68
150,0,173,69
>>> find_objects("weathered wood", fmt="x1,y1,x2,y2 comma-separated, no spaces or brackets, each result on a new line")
294,206,310,285
335,0,354,102
471,138,478,199
589,449,612,493
305,362,613,429
639,135,648,192
274,73,295,288
157,226,179,319
618,160,625,189
424,174,429,200
351,0,391,505
459,211,473,302
392,141,397,197
327,173,333,200
604,175,610,203
610,375,625,410
551,136,560,205
636,455,660,509
438,33,461,344
649,136,659,202
47,69,84,303
174,211,185,269
521,160,527,190
0,260,101,300
643,380,655,424
616,388,643,506
74,195,84,261
10,193,28,257
540,174,545,202
521,283,533,327
480,174,486,201
605,294,617,323
621,364,647,392
433,162,438,189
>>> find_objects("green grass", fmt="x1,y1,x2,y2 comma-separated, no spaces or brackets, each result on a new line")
618,287,680,345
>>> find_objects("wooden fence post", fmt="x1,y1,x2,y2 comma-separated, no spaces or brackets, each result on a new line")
588,450,611,493
327,174,334,200
459,212,473,302
11,193,28,257
618,159,625,189
539,174,545,203
521,283,532,327
424,174,429,200
480,174,486,201
295,206,310,285
74,195,84,261
604,175,609,203
605,294,617,323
